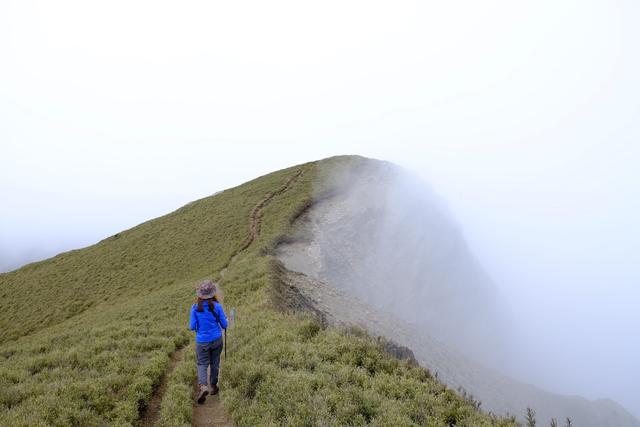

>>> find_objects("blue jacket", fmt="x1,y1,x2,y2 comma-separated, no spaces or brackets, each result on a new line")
189,301,228,343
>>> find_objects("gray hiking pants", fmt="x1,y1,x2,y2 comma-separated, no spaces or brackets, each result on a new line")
196,337,223,386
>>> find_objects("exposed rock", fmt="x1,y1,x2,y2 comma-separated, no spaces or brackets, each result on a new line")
275,157,640,427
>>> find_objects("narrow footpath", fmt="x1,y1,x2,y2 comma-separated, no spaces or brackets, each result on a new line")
191,168,305,427
140,347,186,427
137,168,304,426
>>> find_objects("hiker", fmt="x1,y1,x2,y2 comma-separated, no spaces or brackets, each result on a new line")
189,280,228,404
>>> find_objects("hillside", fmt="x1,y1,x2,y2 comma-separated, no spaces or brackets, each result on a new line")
275,157,640,427
0,156,520,426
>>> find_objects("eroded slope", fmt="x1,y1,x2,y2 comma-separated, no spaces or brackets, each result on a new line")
277,156,640,427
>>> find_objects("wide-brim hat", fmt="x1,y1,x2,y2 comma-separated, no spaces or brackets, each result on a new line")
196,280,217,299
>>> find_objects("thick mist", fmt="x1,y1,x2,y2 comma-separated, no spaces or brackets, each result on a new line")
307,157,640,421
308,160,511,368
395,146,640,419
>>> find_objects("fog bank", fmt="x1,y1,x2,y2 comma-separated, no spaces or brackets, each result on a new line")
277,156,639,425
394,145,640,418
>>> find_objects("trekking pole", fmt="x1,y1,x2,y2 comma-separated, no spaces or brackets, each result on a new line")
225,307,235,360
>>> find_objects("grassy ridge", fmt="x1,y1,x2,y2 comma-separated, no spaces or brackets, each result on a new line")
0,281,191,425
1,156,517,426
0,164,303,425
158,157,518,426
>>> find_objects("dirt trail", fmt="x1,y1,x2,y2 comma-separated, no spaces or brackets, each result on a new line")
191,369,233,427
191,168,305,427
137,169,304,426
218,168,305,282
239,168,305,252
140,347,185,427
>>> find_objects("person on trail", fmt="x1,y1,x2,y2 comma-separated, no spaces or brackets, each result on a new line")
189,280,228,404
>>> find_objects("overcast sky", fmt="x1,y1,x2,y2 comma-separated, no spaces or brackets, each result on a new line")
2,0,639,418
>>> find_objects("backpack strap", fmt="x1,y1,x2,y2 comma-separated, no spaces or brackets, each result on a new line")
195,301,224,332
210,303,223,329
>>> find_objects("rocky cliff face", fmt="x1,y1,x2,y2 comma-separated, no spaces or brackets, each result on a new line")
276,157,640,427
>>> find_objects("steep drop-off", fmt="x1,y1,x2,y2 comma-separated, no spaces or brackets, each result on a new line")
276,157,640,427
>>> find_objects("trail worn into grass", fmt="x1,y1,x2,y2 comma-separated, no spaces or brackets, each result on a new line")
191,168,305,427
192,370,233,427
218,168,305,281
240,168,305,252
137,169,304,426
140,347,186,427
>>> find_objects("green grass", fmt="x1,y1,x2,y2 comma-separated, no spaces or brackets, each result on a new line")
1,156,518,426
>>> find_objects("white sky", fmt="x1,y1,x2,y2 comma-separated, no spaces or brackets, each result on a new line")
1,0,639,418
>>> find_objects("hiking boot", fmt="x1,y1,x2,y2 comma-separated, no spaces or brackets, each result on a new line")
197,384,209,404
210,384,219,395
